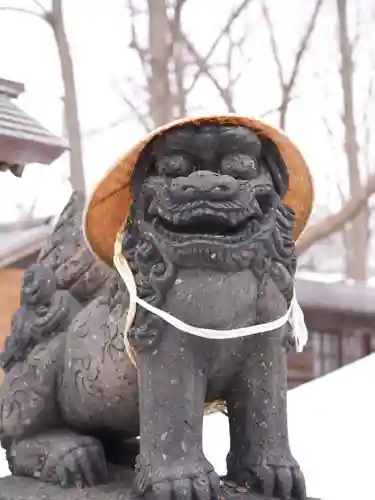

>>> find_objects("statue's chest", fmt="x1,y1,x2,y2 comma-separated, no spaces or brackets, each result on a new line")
164,269,260,330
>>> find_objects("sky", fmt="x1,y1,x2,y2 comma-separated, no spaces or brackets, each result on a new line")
0,0,373,224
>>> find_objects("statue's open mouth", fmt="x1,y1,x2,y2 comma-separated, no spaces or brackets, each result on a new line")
150,201,265,245
159,216,249,236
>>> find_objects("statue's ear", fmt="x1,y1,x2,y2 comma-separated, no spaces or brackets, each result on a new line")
131,142,156,203
122,202,138,252
259,135,289,199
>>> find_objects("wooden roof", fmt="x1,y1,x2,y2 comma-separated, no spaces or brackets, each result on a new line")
0,78,68,172
296,278,375,316
296,278,375,332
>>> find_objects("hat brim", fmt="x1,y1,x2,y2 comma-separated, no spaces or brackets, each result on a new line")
83,115,314,267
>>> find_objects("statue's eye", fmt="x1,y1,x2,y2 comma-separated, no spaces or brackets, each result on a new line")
221,154,259,179
157,155,192,177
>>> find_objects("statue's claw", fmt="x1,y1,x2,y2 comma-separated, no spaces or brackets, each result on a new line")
147,471,220,500
8,432,108,488
49,437,108,488
134,453,220,500
225,457,306,500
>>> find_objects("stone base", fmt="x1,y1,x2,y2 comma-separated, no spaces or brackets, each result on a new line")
0,468,319,500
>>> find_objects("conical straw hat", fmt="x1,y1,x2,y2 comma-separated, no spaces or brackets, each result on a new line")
83,115,314,267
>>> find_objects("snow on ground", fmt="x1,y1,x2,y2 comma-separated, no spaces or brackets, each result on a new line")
2,354,375,499
0,446,7,478
204,353,375,500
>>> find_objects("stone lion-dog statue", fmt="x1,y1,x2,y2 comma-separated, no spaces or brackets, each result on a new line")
0,115,313,500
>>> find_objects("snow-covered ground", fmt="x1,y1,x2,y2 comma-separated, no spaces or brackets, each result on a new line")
0,445,6,478
2,354,375,499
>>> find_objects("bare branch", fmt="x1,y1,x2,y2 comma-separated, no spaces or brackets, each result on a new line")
182,33,236,112
0,6,46,20
175,0,188,9
112,78,152,132
31,0,49,16
320,114,347,204
127,0,150,80
0,216,52,232
362,55,375,177
287,0,324,94
225,28,247,93
83,115,131,137
169,0,187,117
262,0,323,129
260,1,284,88
296,173,375,255
50,0,86,194
259,94,301,119
187,0,253,93
352,0,362,49
121,94,152,132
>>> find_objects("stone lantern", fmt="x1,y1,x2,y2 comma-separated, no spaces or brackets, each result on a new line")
0,77,68,177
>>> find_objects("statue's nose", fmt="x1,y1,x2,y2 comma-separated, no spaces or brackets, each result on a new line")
170,171,238,202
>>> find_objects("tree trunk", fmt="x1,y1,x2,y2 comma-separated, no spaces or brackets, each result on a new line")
50,0,86,196
146,0,174,127
170,2,187,118
337,0,368,280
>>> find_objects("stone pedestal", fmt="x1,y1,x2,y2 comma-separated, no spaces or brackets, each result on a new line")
0,467,319,500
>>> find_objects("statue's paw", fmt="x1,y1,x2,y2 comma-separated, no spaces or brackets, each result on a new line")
40,435,108,488
147,471,221,500
135,455,220,500
226,456,306,500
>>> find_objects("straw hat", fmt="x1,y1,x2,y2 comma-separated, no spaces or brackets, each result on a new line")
83,115,314,267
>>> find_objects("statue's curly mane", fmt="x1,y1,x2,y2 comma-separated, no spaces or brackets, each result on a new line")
122,200,296,354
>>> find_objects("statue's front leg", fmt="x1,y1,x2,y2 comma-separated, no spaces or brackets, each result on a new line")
225,331,306,500
134,327,220,500
0,336,107,488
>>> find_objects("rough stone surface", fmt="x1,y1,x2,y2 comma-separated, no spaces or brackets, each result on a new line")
0,124,308,500
0,470,319,500
37,190,116,305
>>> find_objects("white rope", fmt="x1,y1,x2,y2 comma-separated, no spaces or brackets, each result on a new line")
114,235,308,351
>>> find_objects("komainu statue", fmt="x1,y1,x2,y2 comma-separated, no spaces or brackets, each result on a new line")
0,115,314,500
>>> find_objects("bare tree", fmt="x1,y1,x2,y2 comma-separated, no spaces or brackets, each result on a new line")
297,0,375,279
122,0,253,129
124,0,325,131
0,0,86,196
296,173,375,256
121,0,375,275
336,0,368,280
260,0,324,130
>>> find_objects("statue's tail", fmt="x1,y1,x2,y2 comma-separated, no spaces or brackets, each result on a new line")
37,190,117,305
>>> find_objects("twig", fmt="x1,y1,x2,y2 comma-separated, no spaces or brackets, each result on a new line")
260,1,284,88
261,0,324,128
182,34,236,112
83,115,132,137
296,173,375,255
127,0,150,80
112,78,151,132
0,6,45,20
259,95,301,118
31,0,49,16
119,94,151,132
169,0,187,117
186,0,253,93
286,0,324,95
